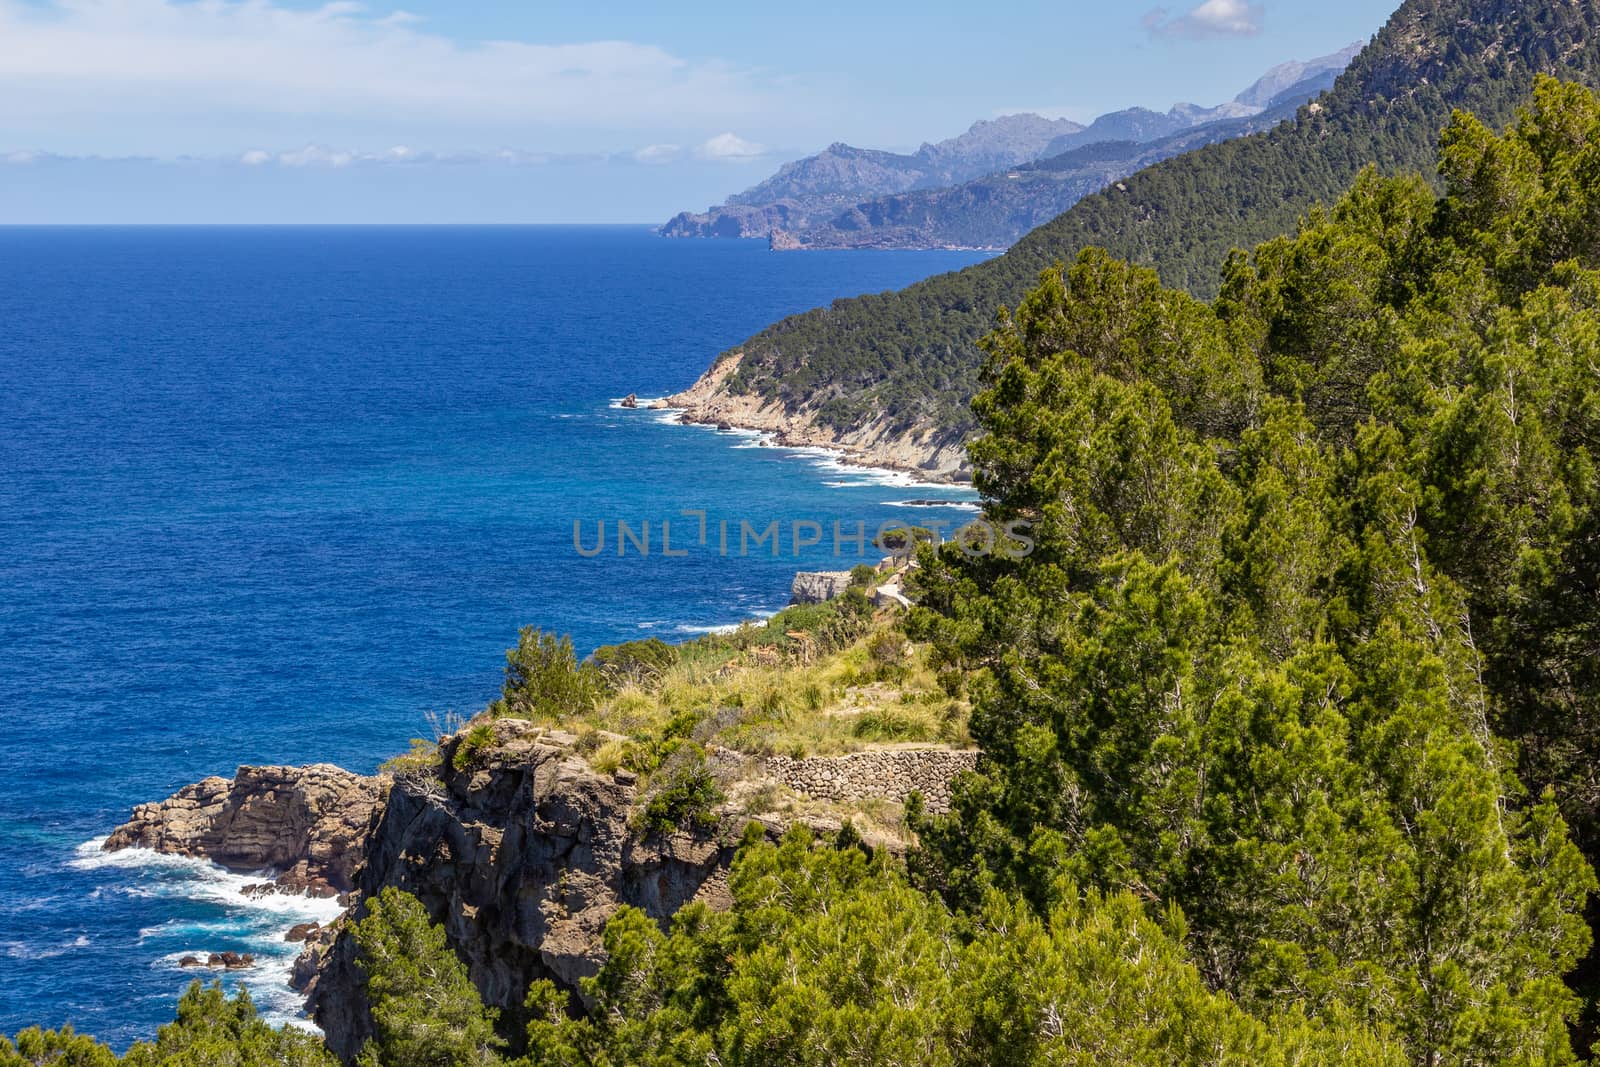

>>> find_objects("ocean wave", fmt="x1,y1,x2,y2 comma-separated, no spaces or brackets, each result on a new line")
74,837,342,1029
3,934,90,960
73,841,342,920
882,498,981,511
675,622,744,635
675,607,778,636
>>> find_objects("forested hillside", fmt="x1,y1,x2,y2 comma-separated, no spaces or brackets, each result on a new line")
772,92,1315,252
705,0,1600,440
19,72,1600,1067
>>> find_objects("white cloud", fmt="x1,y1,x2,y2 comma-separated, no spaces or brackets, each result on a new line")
633,143,681,165
1142,0,1264,38
696,132,767,162
0,0,800,155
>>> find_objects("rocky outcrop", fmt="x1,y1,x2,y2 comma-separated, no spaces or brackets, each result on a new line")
789,570,853,605
107,724,982,1059
303,720,745,1059
103,764,386,894
667,352,973,484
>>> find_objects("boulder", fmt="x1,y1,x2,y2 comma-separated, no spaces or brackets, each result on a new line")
789,570,854,605
285,922,321,943
620,393,639,409
206,951,254,970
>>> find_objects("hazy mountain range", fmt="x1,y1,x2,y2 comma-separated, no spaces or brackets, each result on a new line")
660,43,1360,250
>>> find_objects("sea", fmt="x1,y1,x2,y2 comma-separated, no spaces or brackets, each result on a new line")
0,225,989,1047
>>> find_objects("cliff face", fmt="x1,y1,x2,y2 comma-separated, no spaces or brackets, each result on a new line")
104,721,980,1060
305,720,743,1059
103,763,386,895
665,352,972,484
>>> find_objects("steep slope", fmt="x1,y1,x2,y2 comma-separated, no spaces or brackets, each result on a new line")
664,46,1358,245
669,0,1600,480
774,78,1330,252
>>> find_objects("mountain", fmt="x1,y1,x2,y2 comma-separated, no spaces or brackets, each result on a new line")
666,0,1600,482
659,114,1085,240
662,46,1360,245
1231,41,1363,107
771,76,1335,252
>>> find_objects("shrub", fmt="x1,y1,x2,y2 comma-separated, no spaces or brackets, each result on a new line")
451,722,495,771
495,627,601,722
853,704,940,743
639,743,723,835
381,738,441,777
865,630,910,682
591,637,678,691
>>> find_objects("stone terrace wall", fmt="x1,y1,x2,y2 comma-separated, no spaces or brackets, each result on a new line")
715,747,979,813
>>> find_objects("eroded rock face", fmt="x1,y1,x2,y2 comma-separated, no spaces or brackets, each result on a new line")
106,722,980,1061
304,720,742,1060
102,764,386,893
789,570,854,605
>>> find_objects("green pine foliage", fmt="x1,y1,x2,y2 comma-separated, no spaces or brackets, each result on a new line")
712,0,1600,441
26,61,1600,1067
0,983,336,1067
515,825,1405,1066
352,888,503,1067
907,76,1600,1065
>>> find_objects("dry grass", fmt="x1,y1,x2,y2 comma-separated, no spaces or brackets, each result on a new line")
516,617,970,760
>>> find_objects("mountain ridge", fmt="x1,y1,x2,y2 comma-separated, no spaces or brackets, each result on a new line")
665,0,1600,482
660,45,1361,245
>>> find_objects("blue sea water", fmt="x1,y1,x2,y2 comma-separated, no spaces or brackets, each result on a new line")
0,226,988,1046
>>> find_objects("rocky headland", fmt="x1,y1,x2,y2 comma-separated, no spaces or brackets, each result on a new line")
665,351,972,484
103,718,977,1058
103,763,386,897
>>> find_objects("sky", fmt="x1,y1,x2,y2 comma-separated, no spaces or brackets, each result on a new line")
0,0,1403,223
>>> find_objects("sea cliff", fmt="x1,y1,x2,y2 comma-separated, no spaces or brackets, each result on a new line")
666,351,971,484
104,719,976,1057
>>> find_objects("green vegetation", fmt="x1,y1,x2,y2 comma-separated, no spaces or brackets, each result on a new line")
492,628,600,721
352,889,502,1067
714,0,1600,440
1,984,336,1067
468,595,969,769
903,76,1600,1063
30,60,1600,1067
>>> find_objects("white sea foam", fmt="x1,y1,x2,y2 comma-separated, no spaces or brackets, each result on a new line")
675,622,743,635
608,396,669,410
675,607,778,636
3,935,90,960
75,837,342,1029
882,498,982,511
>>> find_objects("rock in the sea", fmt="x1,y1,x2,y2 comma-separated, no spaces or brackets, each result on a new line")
207,951,254,969
716,420,734,431
789,570,854,605
178,955,202,968
285,922,321,943
620,393,638,409
646,399,669,410
103,764,385,894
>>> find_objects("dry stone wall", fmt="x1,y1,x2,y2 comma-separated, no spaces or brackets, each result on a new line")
716,747,978,812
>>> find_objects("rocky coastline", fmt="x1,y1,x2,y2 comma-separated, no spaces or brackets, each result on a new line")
663,351,972,485
103,717,978,1058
